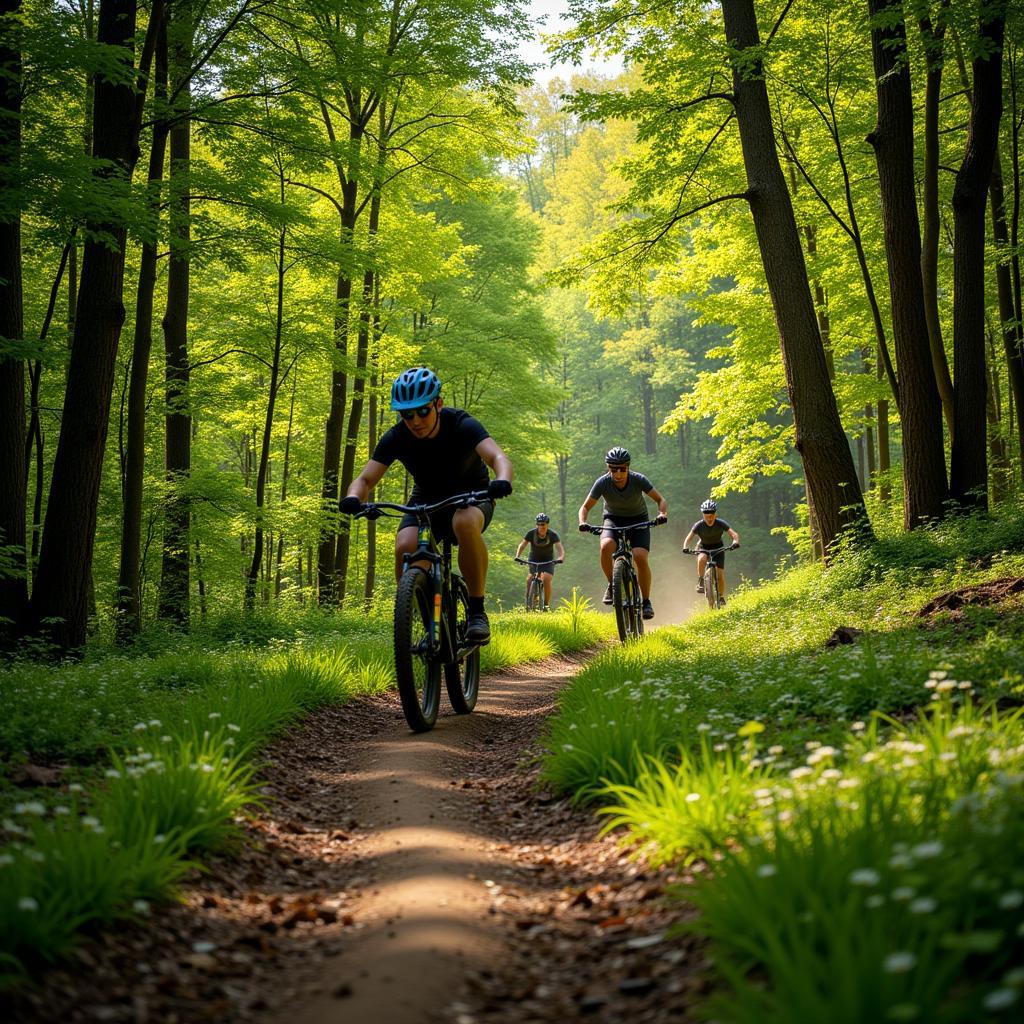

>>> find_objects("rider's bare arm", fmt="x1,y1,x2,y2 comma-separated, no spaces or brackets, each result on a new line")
683,530,697,548
555,540,565,561
476,437,513,484
347,459,389,502
729,528,740,543
647,487,668,518
515,539,528,558
578,495,597,526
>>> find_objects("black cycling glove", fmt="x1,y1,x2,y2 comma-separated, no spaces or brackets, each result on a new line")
578,523,590,533
488,479,513,500
339,495,362,515
731,541,740,550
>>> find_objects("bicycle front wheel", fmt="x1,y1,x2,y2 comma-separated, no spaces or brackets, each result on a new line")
705,565,719,611
445,578,480,714
394,568,442,732
612,558,643,642
526,576,542,612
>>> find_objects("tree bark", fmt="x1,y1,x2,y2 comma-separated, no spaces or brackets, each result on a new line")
246,215,286,610
866,0,949,527
29,0,151,651
275,371,297,599
721,0,870,555
116,10,167,642
159,0,192,625
950,5,1006,509
0,0,26,642
363,291,381,612
918,5,955,435
991,153,1024,478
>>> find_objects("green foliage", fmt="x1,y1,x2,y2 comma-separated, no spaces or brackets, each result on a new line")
541,508,1024,1022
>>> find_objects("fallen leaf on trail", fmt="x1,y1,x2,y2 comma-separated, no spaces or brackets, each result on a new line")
597,916,627,929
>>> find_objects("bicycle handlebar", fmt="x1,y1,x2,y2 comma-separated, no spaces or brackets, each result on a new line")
580,519,664,535
682,543,738,555
514,557,563,566
354,489,493,520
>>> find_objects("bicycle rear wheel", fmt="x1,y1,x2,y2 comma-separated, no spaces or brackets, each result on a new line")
394,568,442,732
445,578,480,714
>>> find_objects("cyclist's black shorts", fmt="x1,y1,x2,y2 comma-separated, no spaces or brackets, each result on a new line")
398,498,494,543
700,546,726,568
602,513,651,551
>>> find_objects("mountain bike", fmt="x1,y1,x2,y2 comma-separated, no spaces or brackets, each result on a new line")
581,520,662,642
353,489,494,733
683,544,738,610
514,557,563,611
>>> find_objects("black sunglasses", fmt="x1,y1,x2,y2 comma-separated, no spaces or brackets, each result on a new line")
399,402,436,421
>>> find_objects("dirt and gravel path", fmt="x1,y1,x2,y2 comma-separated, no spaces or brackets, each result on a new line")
14,651,708,1024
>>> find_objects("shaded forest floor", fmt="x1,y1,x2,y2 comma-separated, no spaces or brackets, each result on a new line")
11,652,704,1024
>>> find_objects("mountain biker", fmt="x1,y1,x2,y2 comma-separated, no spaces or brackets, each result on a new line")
577,446,668,620
514,513,564,610
682,499,740,606
340,366,513,644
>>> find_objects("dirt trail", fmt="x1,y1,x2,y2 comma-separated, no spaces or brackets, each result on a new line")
15,649,704,1024
281,664,562,1023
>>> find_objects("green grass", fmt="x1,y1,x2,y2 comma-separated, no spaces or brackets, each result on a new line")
539,507,1024,1023
0,604,610,986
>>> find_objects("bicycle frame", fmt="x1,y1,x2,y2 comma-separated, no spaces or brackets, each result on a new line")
684,545,731,610
582,519,661,640
357,490,491,662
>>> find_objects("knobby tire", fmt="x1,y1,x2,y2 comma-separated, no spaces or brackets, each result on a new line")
705,563,719,611
526,576,542,612
445,576,480,714
394,568,442,732
612,558,642,642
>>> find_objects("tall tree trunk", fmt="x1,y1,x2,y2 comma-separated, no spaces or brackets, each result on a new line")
116,12,167,642
246,216,286,610
986,327,1010,503
29,0,153,651
0,0,26,643
363,292,380,612
991,154,1024,479
950,5,1006,509
159,0,192,625
275,371,297,599
333,166,383,601
318,201,355,603
866,0,949,527
918,4,955,435
721,0,870,555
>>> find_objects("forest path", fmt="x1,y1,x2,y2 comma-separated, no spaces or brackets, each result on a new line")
17,643,703,1024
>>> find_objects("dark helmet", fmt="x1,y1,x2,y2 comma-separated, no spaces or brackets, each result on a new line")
605,446,631,465
535,512,550,524
391,366,441,411
701,499,717,513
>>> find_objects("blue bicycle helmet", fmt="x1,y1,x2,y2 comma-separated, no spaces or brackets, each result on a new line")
536,513,550,524
391,367,441,411
605,446,631,465
701,499,717,513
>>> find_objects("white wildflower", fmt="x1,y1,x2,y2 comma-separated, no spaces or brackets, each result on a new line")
850,869,880,887
756,864,777,878
18,897,39,911
983,989,1019,1011
883,951,917,974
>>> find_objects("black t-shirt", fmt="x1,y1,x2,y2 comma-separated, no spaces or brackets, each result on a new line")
372,407,490,500
524,528,560,563
588,471,654,518
691,518,733,549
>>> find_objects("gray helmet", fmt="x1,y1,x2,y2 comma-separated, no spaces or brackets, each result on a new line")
391,367,441,411
701,499,717,513
535,512,550,524
605,446,631,465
